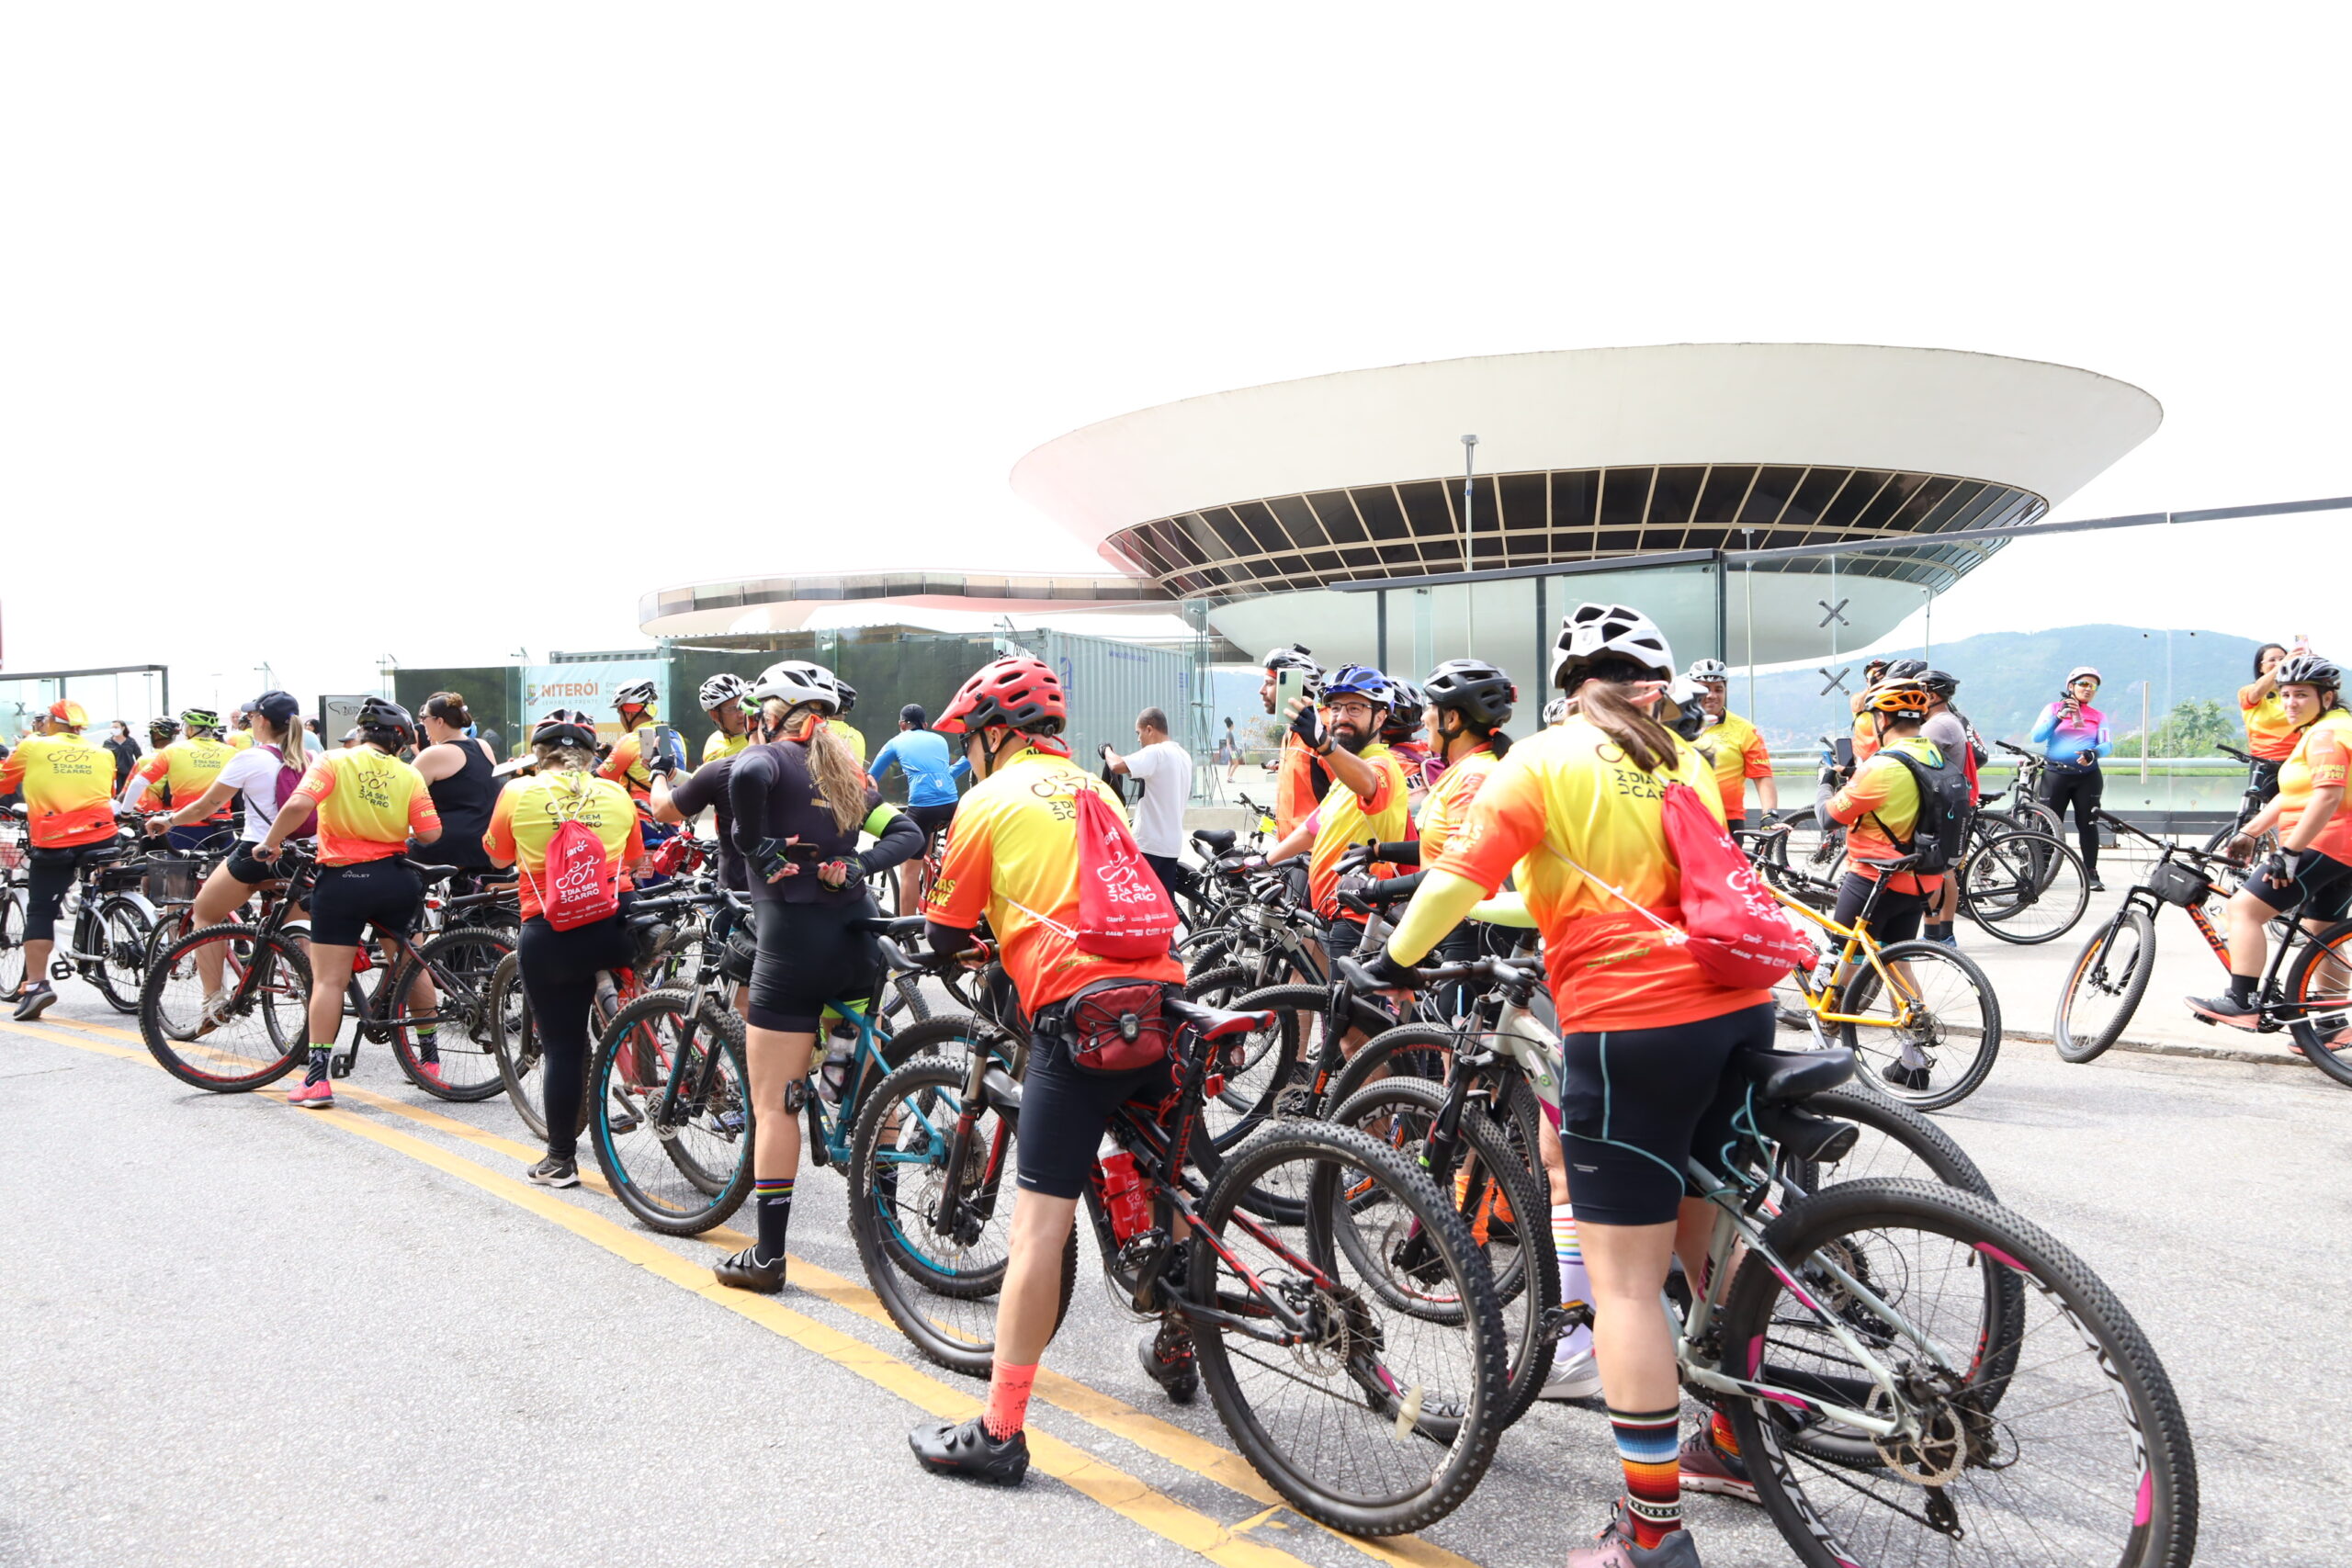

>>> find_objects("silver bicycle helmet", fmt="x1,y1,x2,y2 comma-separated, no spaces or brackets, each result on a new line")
698,672,750,710
1550,603,1676,691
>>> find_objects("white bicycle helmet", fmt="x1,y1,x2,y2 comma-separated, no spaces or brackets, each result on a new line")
1541,696,1568,727
1550,603,1676,691
1685,657,1730,683
615,679,659,709
699,672,750,710
749,659,840,712
1262,644,1324,702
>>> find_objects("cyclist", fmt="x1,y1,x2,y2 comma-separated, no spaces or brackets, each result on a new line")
140,692,315,1034
481,710,648,1186
2030,665,2112,891
2188,652,2352,1028
0,700,122,1022
121,708,237,851
825,676,868,762
225,706,254,750
252,698,445,1109
1380,677,1432,791
596,680,668,803
1258,644,1329,837
1917,670,1978,947
906,655,1184,1486
411,693,499,874
1684,658,1775,829
2237,640,2301,805
1363,603,1769,1565
868,703,967,911
698,672,752,764
1269,664,1411,967
1848,657,1893,764
710,660,922,1294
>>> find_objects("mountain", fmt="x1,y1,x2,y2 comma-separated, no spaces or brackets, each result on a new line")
1736,625,2264,750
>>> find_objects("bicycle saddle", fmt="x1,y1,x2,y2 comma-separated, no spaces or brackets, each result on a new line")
1193,829,1238,854
1163,996,1274,1040
408,863,466,884
851,914,929,938
1735,1045,1855,1102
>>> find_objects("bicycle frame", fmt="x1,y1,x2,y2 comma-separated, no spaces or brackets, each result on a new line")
1769,879,1928,1033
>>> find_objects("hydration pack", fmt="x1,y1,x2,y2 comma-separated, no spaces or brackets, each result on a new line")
1871,744,1971,875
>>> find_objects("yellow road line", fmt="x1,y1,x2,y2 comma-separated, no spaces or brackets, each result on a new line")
11,1013,1483,1568
3,1017,1319,1568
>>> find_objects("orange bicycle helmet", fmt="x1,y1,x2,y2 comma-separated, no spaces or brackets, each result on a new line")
1862,681,1933,717
935,655,1068,735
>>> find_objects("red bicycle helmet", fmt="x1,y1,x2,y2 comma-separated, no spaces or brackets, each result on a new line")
934,656,1068,734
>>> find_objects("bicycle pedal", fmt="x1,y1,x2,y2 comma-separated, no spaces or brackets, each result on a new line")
329,1051,358,1078
48,961,72,982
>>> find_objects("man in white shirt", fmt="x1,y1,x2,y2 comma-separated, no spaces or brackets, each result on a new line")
1102,706,1193,900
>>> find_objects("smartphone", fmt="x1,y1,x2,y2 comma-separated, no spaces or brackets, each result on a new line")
1274,666,1310,719
636,723,683,773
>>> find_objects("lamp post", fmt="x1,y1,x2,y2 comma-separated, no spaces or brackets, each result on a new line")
1460,434,1478,656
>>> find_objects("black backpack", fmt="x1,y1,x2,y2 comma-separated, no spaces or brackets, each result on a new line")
1870,742,1971,875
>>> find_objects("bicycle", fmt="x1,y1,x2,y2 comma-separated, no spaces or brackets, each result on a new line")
2203,741,2280,861
14,814,164,1013
1668,1044,2196,1567
1986,739,2064,839
849,987,1510,1537
2053,808,2352,1084
1764,857,2003,1110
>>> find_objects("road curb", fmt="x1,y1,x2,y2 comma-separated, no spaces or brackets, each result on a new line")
2008,1029,2312,1069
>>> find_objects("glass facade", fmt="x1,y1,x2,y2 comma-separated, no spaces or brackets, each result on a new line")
0,667,170,747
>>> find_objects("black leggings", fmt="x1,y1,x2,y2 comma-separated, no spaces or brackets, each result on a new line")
2041,767,2105,874
24,843,119,943
517,908,633,1159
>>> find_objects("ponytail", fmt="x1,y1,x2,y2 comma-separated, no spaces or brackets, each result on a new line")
763,696,868,835
1567,677,1679,773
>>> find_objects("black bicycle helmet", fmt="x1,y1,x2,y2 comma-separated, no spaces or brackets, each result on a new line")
531,707,600,751
2275,652,2341,691
1422,659,1517,728
1920,669,1960,698
1886,658,1928,680
354,696,416,750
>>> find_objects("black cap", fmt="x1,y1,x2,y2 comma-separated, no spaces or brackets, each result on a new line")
249,691,302,727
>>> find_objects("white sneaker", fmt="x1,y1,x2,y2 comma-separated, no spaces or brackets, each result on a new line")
1539,1343,1604,1401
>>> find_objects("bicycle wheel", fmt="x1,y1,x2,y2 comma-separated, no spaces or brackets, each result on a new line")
1322,1024,1548,1182
1962,829,2088,944
2203,818,2274,863
1779,1085,1996,1199
1326,1077,1555,1433
847,1054,1073,1376
2282,918,2352,1089
91,896,153,1013
0,891,23,996
590,988,754,1232
1721,1178,2197,1568
2054,906,2155,1064
489,951,559,1140
138,923,312,1091
386,928,514,1100
1189,1120,1507,1537
1837,941,2001,1111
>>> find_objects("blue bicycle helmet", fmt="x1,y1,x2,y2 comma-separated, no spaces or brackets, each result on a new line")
1322,664,1391,706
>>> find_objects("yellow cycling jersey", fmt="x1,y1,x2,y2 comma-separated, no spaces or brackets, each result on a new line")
133,737,237,820
293,747,440,865
828,718,867,763
0,732,119,847
1416,745,1500,864
1699,711,1773,818
1308,743,1411,922
703,728,750,764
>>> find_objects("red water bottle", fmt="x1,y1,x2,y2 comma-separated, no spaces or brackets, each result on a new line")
1095,1150,1150,1243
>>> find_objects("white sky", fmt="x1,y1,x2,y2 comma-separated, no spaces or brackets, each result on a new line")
5,4,2348,708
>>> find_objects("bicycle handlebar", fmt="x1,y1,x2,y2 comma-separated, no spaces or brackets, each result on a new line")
2216,743,2254,765
1336,952,1543,997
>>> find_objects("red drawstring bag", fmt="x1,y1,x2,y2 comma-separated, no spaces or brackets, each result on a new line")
1071,785,1180,960
1548,780,1811,989
525,778,621,931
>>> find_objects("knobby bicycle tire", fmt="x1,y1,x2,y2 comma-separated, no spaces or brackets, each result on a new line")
2054,906,2155,1064
591,988,754,1234
91,895,153,1013
1837,941,2002,1111
2281,918,2352,1089
0,891,25,996
1783,1085,1996,1200
1720,1178,2198,1568
1961,829,2088,944
1322,1023,1546,1182
1326,1077,1556,1433
848,1054,1073,1377
386,928,514,1101
1189,1120,1508,1537
138,923,313,1091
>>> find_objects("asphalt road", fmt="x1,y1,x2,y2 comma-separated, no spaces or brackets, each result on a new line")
3,978,2346,1568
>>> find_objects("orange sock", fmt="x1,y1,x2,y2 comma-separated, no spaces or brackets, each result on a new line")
1710,1408,1740,1457
983,1359,1038,1438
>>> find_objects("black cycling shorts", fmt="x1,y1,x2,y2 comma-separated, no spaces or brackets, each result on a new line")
1558,1002,1777,1227
747,897,881,1032
224,841,287,886
1322,916,1369,963
2245,848,2352,923
1833,871,1929,946
308,860,423,947
905,802,956,847
24,842,121,944
1013,1010,1179,1200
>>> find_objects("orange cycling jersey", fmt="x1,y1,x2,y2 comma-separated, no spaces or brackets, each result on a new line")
1274,733,1329,839
2239,682,2300,762
1700,711,1773,820
1851,710,1880,764
1308,744,1411,922
0,732,119,848
599,733,656,800
292,747,441,865
1430,716,1767,1033
924,747,1182,1011
133,737,236,821
484,771,644,921
1826,736,1945,895
1416,745,1499,864
2278,711,2352,864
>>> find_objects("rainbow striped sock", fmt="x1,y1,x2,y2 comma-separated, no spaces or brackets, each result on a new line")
1609,1405,1682,1548
753,1177,796,1264
1552,1201,1593,1355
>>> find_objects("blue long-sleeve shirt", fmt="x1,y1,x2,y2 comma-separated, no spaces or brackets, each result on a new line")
2029,700,2110,772
868,728,967,807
